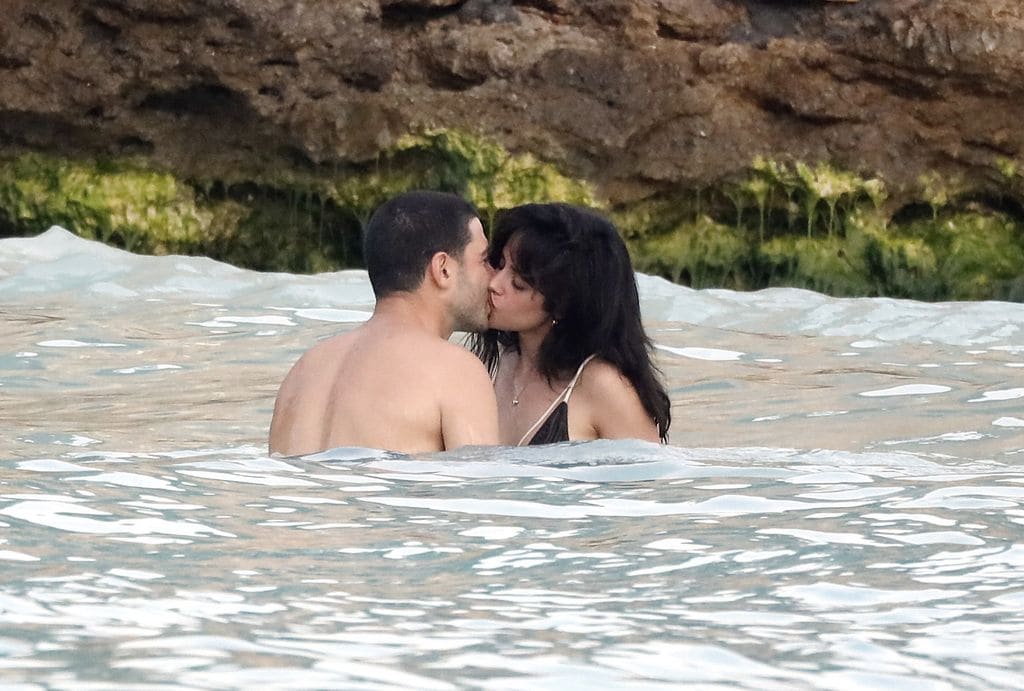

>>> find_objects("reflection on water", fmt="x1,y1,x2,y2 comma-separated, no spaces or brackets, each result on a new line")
1,228,1023,689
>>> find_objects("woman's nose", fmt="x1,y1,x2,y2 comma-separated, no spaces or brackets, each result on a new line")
488,270,503,293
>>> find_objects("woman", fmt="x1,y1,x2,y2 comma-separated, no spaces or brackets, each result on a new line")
473,202,671,446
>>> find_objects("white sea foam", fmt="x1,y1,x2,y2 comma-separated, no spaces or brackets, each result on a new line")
294,308,372,323
195,315,297,327
655,345,744,361
859,384,953,397
37,339,126,348
112,364,182,374
968,388,1024,403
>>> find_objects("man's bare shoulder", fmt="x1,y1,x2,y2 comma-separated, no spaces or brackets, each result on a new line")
436,337,491,376
281,332,353,377
439,338,490,367
387,336,491,384
304,331,356,358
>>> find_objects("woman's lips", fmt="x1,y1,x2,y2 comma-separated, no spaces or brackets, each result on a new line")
486,298,501,325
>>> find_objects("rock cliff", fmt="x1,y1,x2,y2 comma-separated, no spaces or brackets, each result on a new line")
2,0,1023,298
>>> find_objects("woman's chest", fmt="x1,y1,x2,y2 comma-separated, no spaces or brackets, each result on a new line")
494,368,590,445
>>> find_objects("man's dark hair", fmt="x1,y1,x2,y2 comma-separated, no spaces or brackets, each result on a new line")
363,191,479,299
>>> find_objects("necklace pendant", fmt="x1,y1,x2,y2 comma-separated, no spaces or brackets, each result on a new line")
512,398,520,406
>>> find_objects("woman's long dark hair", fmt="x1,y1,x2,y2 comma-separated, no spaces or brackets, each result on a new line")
472,203,671,441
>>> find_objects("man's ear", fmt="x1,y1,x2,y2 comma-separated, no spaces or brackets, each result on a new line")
428,251,452,287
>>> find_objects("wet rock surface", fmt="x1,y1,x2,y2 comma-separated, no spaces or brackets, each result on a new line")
2,0,1022,205
2,1,1023,299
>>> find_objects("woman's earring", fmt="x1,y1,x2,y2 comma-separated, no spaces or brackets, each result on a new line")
552,318,558,326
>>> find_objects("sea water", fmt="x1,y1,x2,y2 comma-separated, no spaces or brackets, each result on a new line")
1,227,1023,689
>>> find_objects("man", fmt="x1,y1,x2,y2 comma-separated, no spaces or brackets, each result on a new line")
268,191,499,455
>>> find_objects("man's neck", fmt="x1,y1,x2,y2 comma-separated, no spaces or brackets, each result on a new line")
371,294,451,339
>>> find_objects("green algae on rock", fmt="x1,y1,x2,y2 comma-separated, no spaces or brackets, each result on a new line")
0,130,598,272
328,130,597,224
624,158,1024,301
2,146,1022,301
0,153,214,254
631,215,753,290
195,183,363,274
0,153,356,273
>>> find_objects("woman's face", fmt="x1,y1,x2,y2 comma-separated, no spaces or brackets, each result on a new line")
487,240,550,334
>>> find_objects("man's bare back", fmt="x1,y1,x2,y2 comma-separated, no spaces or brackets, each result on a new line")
267,191,499,456
268,314,497,455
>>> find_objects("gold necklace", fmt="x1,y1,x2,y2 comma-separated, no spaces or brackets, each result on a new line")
510,364,533,406
512,378,529,406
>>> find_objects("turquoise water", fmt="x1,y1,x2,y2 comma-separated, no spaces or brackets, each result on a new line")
1,228,1023,689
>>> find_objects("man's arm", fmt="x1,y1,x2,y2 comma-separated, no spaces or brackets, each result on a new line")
268,370,298,455
268,353,313,456
440,351,500,449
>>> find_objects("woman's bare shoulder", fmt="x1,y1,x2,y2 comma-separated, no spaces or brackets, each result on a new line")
577,357,633,394
575,357,658,441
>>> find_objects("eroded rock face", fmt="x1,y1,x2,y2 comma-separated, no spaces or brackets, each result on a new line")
2,0,1022,207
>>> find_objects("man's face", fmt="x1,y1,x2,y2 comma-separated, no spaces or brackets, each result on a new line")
450,217,493,332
